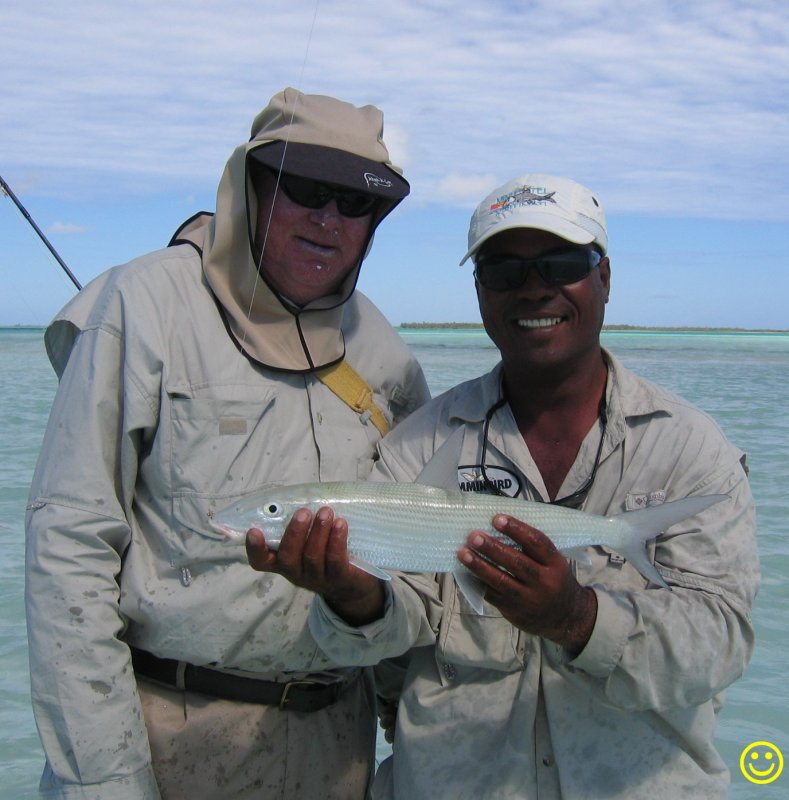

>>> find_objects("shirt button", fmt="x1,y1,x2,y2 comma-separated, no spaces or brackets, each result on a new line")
542,756,554,767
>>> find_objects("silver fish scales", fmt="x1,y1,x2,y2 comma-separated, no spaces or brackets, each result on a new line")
210,431,726,611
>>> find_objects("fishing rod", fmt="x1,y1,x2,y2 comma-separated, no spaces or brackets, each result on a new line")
0,173,83,291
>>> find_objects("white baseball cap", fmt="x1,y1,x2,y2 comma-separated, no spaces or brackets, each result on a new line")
459,173,608,264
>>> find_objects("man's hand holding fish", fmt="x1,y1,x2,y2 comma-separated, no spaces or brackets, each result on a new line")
246,506,387,627
459,514,598,657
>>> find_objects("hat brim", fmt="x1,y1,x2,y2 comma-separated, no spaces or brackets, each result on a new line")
459,212,598,265
249,141,410,201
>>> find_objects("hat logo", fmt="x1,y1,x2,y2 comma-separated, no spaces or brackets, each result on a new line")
489,186,556,214
364,172,393,190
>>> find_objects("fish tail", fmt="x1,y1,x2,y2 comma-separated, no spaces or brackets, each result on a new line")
612,494,728,588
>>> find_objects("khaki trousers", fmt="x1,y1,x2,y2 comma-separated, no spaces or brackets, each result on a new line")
137,673,376,799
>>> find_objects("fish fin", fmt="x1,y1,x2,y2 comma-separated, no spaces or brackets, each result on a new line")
414,427,465,495
349,556,392,582
561,546,593,566
617,547,669,589
453,568,486,614
613,494,728,589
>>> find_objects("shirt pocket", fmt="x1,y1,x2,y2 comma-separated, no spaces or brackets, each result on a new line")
169,391,278,494
166,389,279,567
435,575,530,674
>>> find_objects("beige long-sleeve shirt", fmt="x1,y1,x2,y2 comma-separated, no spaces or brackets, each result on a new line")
25,244,429,798
311,354,759,799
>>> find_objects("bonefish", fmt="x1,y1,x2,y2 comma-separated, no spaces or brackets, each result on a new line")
211,428,726,612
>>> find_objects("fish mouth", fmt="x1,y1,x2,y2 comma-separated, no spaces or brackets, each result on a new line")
210,520,244,542
516,316,564,330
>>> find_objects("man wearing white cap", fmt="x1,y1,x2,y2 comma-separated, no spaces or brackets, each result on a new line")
25,88,430,799
249,174,759,798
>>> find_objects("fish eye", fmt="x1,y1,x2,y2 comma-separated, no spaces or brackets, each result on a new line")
263,503,280,516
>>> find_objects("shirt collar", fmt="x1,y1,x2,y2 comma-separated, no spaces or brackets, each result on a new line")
443,351,675,433
446,362,506,425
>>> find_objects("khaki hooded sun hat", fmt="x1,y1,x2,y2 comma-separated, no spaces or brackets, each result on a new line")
248,90,409,203
175,88,409,372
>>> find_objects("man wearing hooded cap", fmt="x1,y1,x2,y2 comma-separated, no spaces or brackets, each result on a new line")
25,88,429,799
248,174,759,799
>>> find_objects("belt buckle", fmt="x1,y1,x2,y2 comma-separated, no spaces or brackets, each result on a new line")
279,679,321,709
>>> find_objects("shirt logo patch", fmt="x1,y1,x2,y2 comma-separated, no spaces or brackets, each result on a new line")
219,417,248,435
457,465,522,497
627,490,667,510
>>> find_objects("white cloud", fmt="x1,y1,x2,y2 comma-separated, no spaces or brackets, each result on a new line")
2,0,788,219
48,222,90,235
378,123,411,173
434,173,500,207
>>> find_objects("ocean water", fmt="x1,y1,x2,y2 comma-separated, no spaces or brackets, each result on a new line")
1,326,788,798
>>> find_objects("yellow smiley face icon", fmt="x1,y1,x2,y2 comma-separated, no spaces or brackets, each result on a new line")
739,741,784,785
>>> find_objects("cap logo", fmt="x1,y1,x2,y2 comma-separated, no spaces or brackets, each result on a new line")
364,172,393,190
489,185,556,214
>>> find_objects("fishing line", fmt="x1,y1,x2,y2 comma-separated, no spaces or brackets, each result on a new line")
236,0,322,360
1,264,39,324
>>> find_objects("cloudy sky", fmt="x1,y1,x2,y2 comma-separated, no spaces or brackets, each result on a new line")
2,0,788,328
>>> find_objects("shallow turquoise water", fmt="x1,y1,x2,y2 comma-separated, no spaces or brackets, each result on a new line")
2,327,787,798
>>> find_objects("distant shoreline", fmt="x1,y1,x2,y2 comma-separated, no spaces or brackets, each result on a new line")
399,322,789,334
3,323,788,336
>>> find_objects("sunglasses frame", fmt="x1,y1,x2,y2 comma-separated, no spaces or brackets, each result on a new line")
474,247,602,291
275,172,379,218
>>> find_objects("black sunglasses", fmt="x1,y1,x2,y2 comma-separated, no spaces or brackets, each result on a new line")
276,172,379,218
474,247,602,291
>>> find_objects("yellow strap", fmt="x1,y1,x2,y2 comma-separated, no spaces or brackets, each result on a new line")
316,361,391,437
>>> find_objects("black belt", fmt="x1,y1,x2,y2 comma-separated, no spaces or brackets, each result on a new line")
131,647,354,713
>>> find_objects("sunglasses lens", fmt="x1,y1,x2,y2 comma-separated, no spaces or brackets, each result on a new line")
542,250,599,284
278,174,377,218
475,249,600,290
475,259,527,290
335,192,378,218
278,175,328,209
